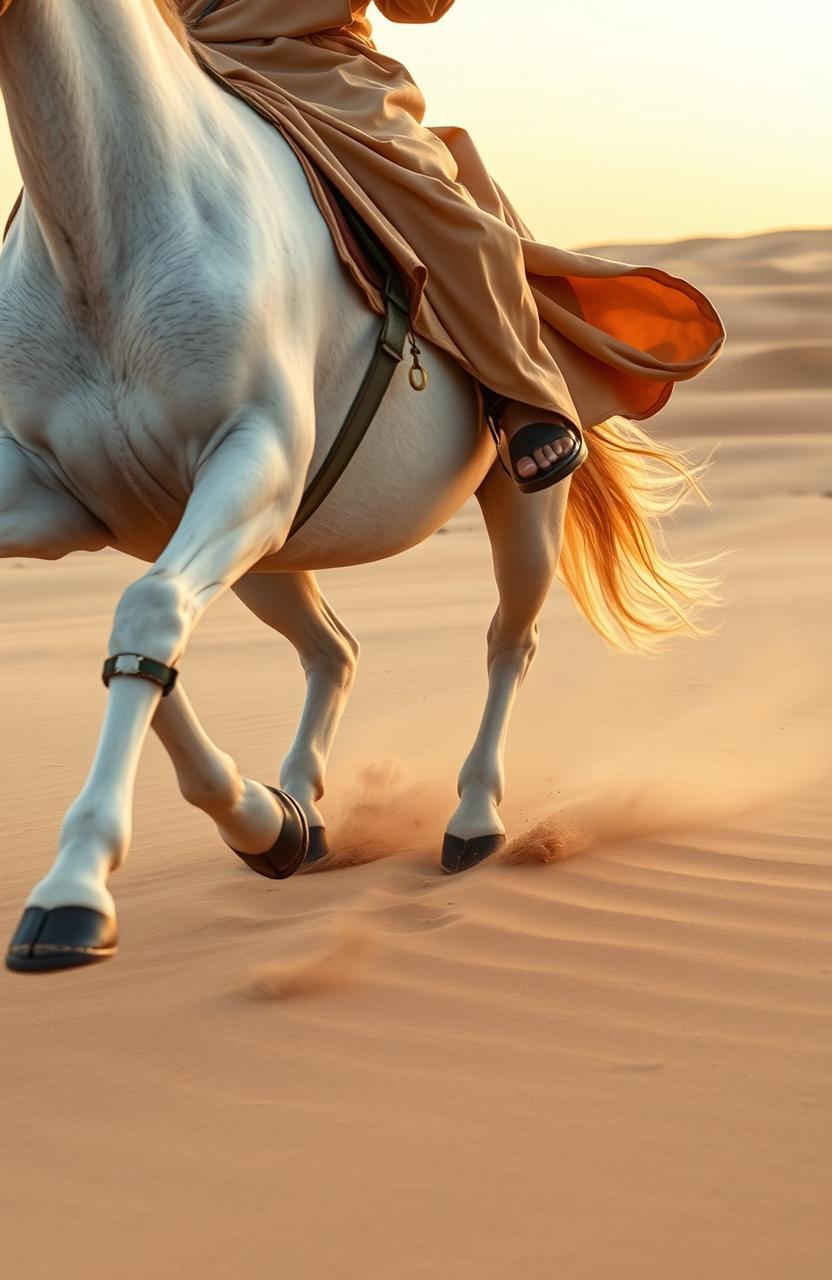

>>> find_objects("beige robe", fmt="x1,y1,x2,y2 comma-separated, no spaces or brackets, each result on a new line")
177,2,727,429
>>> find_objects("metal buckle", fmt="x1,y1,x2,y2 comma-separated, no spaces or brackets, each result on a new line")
115,654,143,677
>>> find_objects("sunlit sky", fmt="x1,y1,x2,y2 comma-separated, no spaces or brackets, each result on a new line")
1,0,830,249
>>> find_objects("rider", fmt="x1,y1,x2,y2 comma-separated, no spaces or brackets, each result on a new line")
183,1,725,492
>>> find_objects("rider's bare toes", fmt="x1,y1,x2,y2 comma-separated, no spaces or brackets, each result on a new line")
532,447,552,469
516,455,538,477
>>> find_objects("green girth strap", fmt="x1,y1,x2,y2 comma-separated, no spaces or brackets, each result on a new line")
285,191,412,542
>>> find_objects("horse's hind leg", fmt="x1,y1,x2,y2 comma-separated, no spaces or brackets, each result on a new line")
233,570,360,863
6,412,311,971
150,569,357,870
442,463,570,874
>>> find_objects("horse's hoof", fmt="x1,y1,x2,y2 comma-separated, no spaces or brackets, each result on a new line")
441,832,506,875
5,905,118,973
304,827,330,866
229,785,309,880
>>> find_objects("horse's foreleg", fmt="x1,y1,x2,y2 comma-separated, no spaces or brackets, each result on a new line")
233,570,359,862
151,682,289,855
16,413,308,925
442,464,570,874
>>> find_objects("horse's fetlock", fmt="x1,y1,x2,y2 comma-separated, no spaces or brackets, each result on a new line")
179,758,243,815
60,801,127,867
457,759,505,806
281,746,325,802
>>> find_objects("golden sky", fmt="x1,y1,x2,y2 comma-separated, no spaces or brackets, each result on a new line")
1,0,830,250
372,0,832,248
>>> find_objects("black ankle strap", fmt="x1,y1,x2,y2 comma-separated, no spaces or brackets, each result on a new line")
479,386,513,479
479,385,511,421
102,653,178,696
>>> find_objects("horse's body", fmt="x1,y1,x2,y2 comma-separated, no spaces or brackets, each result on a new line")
0,0,708,968
0,3,487,570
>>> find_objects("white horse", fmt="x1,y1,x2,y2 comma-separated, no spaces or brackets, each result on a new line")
0,0,710,972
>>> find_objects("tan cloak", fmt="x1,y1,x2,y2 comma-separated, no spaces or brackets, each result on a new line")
178,2,727,429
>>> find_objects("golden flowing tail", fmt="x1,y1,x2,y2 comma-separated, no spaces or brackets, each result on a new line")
559,416,721,653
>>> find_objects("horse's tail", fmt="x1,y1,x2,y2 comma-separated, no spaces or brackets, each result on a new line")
558,415,721,653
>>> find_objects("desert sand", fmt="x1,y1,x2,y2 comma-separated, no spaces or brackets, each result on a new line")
1,226,830,1279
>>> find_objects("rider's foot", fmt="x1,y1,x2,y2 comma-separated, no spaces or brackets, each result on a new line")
500,400,578,479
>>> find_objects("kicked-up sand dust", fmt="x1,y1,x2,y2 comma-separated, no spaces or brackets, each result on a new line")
243,921,377,999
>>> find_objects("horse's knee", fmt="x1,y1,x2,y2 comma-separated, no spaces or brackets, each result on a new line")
110,569,197,663
301,619,359,691
320,633,359,690
486,615,540,676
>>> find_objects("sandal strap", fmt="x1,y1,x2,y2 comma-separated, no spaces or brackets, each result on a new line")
479,387,513,479
479,387,512,421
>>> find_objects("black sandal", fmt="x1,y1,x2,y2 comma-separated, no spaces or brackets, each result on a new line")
482,389,588,493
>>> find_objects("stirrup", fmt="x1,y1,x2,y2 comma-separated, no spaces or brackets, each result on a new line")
102,653,179,696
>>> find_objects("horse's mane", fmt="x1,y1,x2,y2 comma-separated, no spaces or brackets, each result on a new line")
0,0,194,34
155,0,192,51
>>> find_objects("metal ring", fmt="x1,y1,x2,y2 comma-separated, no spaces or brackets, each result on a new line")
408,365,429,392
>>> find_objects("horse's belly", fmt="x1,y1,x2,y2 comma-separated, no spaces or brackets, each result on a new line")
259,356,492,571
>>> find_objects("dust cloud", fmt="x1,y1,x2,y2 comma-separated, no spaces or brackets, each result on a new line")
242,921,377,1000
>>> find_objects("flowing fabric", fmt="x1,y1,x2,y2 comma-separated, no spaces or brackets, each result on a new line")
178,0,726,428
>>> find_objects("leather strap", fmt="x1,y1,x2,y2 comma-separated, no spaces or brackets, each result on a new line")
285,191,411,541
102,653,179,696
481,393,513,480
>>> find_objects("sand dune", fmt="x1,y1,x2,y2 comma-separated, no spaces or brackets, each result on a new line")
580,226,832,275
1,226,830,1279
